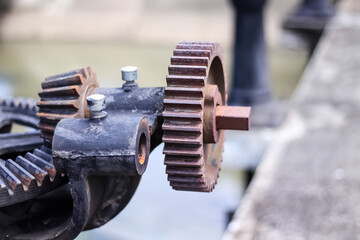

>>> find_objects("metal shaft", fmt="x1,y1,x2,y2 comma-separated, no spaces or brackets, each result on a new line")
216,106,250,131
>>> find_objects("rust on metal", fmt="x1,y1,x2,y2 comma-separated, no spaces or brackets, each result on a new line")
37,67,99,145
162,41,251,192
163,41,228,192
216,106,250,131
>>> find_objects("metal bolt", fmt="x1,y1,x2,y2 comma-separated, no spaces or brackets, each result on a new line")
86,94,107,119
121,66,138,82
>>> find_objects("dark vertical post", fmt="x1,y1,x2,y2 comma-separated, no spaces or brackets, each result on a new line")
0,0,12,39
229,0,271,106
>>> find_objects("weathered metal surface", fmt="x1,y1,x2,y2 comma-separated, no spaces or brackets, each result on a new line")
51,113,151,239
0,131,42,156
94,86,164,150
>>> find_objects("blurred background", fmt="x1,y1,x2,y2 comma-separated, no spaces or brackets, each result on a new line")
0,0,311,239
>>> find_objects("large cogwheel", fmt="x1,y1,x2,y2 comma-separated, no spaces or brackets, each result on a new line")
37,67,99,146
162,41,227,192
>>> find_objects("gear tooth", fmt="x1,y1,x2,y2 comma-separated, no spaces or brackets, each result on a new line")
0,178,6,190
163,144,202,157
163,42,225,192
179,41,217,46
165,155,204,167
163,98,202,107
14,99,22,108
37,112,77,121
165,86,203,99
37,100,79,113
166,75,206,87
173,49,211,58
166,166,203,176
40,146,52,155
15,156,47,186
171,56,209,66
0,160,22,191
162,133,201,145
9,99,16,108
176,44,214,52
163,98,203,112
169,65,207,76
6,159,35,191
43,70,82,88
170,182,209,191
162,111,202,121
4,99,11,107
33,148,52,163
39,86,81,99
25,153,56,180
168,175,205,183
162,122,202,132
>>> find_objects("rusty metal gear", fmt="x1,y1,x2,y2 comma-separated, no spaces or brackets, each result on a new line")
0,98,67,207
162,42,228,192
37,67,99,145
0,146,67,207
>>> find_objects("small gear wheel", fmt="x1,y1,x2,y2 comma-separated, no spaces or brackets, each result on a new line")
162,41,228,192
37,67,99,146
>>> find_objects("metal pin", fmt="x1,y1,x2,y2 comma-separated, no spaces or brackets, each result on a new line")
86,94,107,119
121,66,138,82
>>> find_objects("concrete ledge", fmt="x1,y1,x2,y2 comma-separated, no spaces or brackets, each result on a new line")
223,0,360,239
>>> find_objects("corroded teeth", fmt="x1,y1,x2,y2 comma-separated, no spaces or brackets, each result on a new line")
25,152,56,180
33,148,53,163
0,148,66,207
37,67,99,145
15,156,47,185
163,42,225,192
0,160,22,193
5,159,35,191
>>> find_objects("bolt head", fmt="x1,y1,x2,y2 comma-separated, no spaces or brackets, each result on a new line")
87,94,106,112
121,66,138,82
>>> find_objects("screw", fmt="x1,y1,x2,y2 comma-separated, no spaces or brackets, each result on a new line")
121,66,138,82
86,94,107,119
